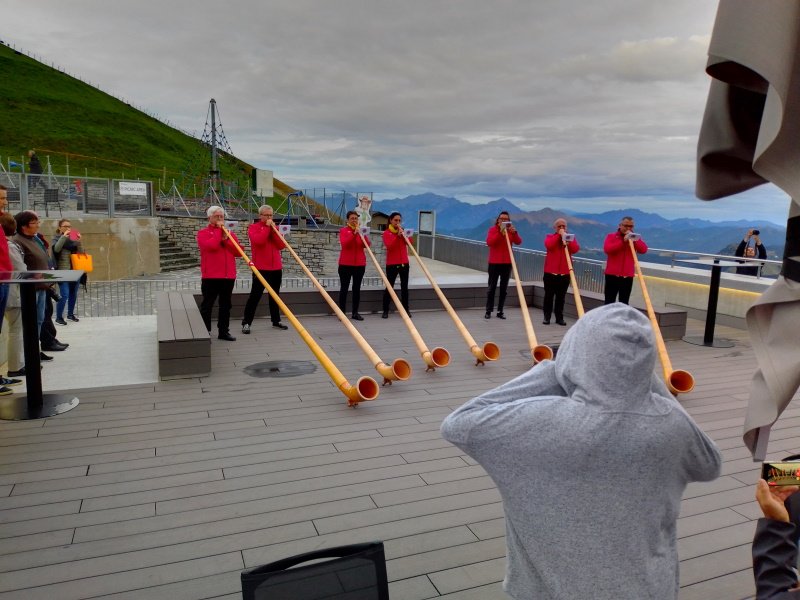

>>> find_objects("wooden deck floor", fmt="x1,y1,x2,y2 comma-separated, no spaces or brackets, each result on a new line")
0,308,791,599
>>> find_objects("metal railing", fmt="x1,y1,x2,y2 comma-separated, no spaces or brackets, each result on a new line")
2,172,154,217
647,247,782,279
417,233,607,294
74,276,386,317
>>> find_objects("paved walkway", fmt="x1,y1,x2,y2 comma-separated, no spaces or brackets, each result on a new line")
44,258,488,392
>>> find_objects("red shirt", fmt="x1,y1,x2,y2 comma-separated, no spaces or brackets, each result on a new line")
486,225,522,264
338,226,371,266
248,221,285,270
197,224,240,279
603,231,647,277
543,233,580,275
382,227,409,266
0,229,11,272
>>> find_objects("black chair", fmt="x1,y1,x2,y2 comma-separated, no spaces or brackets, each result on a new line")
241,541,389,600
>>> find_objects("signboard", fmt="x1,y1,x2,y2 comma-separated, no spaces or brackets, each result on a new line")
355,193,372,228
418,210,435,235
252,168,274,197
418,210,436,258
119,181,147,196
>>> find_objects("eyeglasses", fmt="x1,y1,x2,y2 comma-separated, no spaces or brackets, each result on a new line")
620,223,633,229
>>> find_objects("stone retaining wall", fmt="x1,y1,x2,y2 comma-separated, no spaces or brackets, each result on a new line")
158,216,387,277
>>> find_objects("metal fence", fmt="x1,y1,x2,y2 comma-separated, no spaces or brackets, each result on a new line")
417,233,607,294
73,276,386,317
1,172,154,217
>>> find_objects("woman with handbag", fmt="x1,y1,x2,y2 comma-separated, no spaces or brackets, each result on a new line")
52,219,83,325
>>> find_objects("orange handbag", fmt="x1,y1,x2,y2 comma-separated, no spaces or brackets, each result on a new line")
70,252,94,273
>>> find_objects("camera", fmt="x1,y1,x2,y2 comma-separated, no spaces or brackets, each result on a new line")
752,229,760,236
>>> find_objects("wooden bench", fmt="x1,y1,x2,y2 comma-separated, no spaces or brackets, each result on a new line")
157,292,211,379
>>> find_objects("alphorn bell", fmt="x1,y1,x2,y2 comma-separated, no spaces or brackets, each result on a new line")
222,226,380,406
359,230,450,371
563,245,585,318
271,223,411,386
628,239,694,395
503,229,553,363
402,233,500,365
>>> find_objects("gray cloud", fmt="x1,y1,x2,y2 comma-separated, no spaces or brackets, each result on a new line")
2,0,788,223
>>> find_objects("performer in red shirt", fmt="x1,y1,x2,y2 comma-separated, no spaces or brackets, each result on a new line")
241,205,288,334
338,210,371,321
603,216,647,305
381,212,411,319
485,211,521,319
197,206,240,340
542,218,580,325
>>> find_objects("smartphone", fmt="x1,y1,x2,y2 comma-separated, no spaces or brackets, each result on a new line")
762,462,800,486
500,221,512,229
68,230,80,241
563,233,575,242
627,233,641,241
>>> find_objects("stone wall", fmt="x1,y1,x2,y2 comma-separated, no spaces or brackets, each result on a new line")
40,217,160,280
158,216,387,277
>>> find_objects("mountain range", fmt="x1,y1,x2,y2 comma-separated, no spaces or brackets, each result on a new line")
371,193,785,264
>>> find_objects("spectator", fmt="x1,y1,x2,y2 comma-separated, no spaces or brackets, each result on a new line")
381,212,411,319
0,209,21,391
542,217,579,326
52,219,83,324
735,228,767,276
603,216,647,305
441,303,721,600
241,205,287,334
753,479,800,598
485,211,521,320
12,211,49,342
27,150,42,188
338,210,371,321
197,206,240,341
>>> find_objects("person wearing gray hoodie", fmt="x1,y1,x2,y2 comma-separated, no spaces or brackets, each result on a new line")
440,303,722,600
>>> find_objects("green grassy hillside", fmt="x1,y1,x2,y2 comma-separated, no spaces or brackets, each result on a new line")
0,43,256,194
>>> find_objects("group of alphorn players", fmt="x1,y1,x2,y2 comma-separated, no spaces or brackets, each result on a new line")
197,205,693,407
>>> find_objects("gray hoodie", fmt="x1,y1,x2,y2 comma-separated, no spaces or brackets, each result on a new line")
440,303,722,600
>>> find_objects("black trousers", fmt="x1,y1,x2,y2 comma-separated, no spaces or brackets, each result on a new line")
382,263,410,313
338,265,365,315
40,294,58,347
200,278,236,333
486,263,512,313
543,273,570,321
243,269,282,326
604,275,634,305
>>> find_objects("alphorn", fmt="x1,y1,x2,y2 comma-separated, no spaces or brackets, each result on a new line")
222,226,380,406
503,229,553,363
359,230,450,371
628,239,694,395
271,223,411,386
563,245,585,318
402,233,500,365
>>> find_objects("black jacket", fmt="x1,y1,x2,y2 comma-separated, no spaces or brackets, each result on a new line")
735,239,767,276
753,518,800,599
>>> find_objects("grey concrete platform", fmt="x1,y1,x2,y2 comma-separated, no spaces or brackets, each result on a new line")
0,288,791,598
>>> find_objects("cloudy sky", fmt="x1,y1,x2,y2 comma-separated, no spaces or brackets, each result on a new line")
2,0,791,224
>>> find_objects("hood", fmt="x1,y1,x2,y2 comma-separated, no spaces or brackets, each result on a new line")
554,303,657,409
